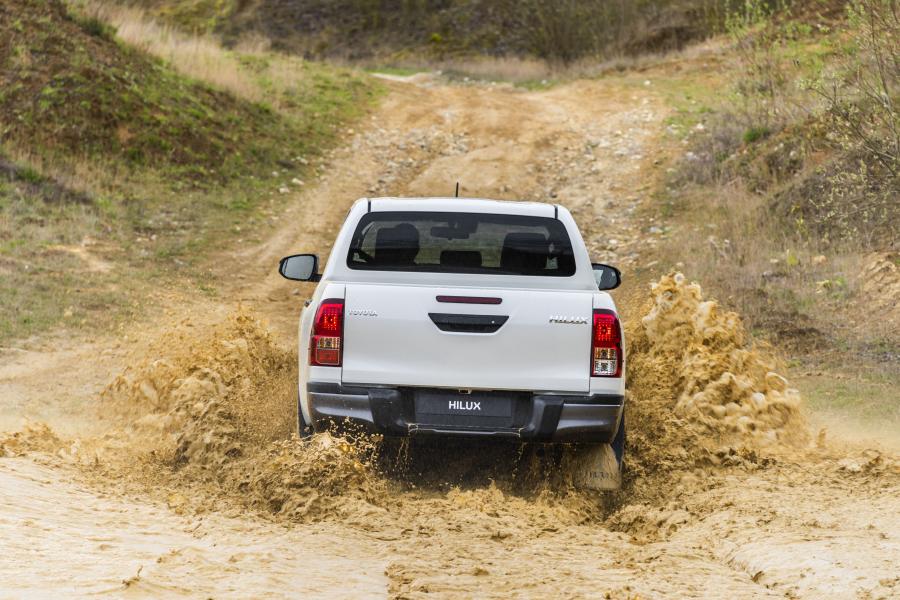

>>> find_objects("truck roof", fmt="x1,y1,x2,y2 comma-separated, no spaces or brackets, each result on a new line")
363,197,557,218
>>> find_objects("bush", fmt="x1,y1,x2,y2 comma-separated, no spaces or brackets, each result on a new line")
814,0,899,177
801,0,900,247
743,125,771,143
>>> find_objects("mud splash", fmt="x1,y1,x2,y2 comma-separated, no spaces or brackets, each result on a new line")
3,280,899,597
117,274,804,523
93,309,384,521
0,422,62,457
2,275,812,526
621,273,807,502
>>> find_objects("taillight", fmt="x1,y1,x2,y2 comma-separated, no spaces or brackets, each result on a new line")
310,299,344,367
591,309,622,377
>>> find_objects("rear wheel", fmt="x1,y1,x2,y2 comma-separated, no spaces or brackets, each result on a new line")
611,411,625,467
297,395,313,439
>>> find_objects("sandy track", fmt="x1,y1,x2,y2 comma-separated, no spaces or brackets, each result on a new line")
1,75,899,599
0,458,387,598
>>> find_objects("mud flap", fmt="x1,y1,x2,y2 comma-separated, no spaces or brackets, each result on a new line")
567,443,622,491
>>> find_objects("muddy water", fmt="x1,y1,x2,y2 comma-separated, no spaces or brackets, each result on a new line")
2,74,899,598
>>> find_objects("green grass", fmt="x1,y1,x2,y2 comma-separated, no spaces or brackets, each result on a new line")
364,65,425,77
0,170,138,341
3,4,306,184
796,370,900,443
514,78,557,91
653,75,722,133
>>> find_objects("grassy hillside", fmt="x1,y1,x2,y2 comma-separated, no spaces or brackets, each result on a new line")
647,0,898,428
0,0,379,343
125,0,773,64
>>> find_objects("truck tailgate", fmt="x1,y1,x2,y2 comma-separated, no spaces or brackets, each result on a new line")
342,284,593,392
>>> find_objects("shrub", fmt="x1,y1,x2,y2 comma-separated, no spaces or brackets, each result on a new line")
814,0,899,177
743,125,772,143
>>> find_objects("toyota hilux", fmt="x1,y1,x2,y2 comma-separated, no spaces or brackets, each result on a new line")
279,197,625,488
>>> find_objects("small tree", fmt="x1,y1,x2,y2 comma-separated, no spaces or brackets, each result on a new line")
817,0,899,177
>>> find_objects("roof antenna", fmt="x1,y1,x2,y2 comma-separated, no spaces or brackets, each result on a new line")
455,182,460,198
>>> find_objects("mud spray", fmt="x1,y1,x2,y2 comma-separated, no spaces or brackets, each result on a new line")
622,273,807,502
1,273,813,529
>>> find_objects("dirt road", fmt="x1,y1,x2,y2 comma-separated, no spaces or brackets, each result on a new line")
1,74,898,599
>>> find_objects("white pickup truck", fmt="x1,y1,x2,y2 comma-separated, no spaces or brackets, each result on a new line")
279,197,625,481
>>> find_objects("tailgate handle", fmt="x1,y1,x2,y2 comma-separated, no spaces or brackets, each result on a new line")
428,313,509,334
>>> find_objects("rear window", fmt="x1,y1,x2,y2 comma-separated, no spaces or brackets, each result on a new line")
346,211,576,277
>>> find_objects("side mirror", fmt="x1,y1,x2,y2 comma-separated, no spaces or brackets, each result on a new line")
592,263,621,290
279,254,320,281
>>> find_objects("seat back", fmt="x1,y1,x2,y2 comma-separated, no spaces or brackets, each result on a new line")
374,223,420,267
500,232,549,274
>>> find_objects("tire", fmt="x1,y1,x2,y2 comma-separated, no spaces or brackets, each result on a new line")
297,394,314,439
611,411,625,467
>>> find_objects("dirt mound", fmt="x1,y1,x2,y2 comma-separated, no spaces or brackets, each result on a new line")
623,273,807,497
146,0,726,63
859,252,900,338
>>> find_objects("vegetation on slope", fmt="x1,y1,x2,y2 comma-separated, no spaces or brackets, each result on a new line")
650,0,898,430
126,0,787,64
0,0,379,342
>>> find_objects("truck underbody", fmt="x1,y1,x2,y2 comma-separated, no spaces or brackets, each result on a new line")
306,382,624,443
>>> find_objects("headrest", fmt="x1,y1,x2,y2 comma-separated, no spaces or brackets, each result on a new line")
500,232,549,273
440,250,483,269
374,223,420,266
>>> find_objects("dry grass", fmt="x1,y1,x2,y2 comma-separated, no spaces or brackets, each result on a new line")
664,180,862,350
364,44,711,88
438,57,554,84
2,1,378,345
68,0,341,113
71,1,261,100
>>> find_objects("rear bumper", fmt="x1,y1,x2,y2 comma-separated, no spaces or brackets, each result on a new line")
306,382,623,443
